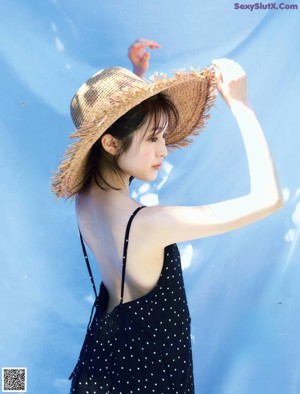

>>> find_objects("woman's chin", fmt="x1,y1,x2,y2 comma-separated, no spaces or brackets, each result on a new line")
135,173,158,182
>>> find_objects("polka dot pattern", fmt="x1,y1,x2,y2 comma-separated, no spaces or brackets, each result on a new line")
69,208,194,393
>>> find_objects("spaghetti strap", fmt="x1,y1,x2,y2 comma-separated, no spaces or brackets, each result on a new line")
78,230,99,331
120,206,146,304
79,231,98,299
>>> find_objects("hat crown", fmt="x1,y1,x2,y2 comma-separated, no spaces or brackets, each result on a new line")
70,67,147,128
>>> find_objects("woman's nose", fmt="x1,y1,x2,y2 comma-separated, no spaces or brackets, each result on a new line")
160,139,168,158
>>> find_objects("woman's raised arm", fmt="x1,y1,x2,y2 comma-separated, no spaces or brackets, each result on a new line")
138,58,284,246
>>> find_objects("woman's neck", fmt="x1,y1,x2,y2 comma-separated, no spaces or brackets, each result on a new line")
88,179,135,203
99,169,130,192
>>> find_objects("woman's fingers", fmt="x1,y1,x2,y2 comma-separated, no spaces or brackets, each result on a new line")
128,38,160,78
212,58,246,83
211,58,248,106
135,38,161,49
128,38,160,64
128,38,161,52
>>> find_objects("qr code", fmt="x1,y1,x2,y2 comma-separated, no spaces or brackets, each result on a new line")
2,368,27,392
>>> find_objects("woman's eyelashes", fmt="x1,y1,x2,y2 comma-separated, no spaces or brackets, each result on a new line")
148,133,167,142
149,136,158,142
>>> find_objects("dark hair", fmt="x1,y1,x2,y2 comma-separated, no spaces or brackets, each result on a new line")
77,92,179,194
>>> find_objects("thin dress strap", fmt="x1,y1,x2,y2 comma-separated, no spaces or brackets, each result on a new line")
79,231,98,299
120,206,146,304
78,229,99,330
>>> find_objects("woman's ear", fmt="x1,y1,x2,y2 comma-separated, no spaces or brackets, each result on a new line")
101,134,120,155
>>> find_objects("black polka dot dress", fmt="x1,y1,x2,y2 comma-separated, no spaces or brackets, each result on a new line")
69,206,194,393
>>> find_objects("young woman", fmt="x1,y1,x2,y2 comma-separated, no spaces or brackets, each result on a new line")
53,38,283,393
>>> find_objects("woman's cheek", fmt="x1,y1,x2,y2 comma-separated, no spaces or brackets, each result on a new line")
140,145,155,158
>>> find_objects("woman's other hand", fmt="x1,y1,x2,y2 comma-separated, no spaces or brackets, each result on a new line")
212,58,250,109
128,38,161,78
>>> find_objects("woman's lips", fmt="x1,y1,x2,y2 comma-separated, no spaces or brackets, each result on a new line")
153,163,162,170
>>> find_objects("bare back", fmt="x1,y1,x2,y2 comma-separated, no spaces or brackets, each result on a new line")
75,186,165,314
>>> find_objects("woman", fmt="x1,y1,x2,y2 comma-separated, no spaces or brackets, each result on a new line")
52,38,283,393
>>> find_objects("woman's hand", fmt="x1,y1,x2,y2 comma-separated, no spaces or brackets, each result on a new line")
128,38,161,78
212,58,250,109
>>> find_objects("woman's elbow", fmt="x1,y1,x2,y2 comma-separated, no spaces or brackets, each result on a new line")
248,193,284,222
273,196,284,211
263,195,284,215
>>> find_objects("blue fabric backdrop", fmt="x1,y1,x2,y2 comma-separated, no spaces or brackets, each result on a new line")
1,1,299,393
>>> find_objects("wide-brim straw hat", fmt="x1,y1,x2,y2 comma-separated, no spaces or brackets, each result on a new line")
52,66,216,198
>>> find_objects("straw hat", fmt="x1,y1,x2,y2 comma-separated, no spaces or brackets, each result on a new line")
52,66,216,198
